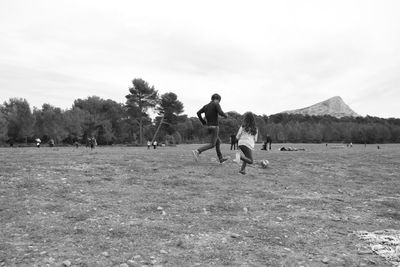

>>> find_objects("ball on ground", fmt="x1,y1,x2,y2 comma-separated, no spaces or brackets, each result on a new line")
261,159,269,168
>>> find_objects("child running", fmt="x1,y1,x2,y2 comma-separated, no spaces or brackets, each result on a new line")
233,112,258,175
192,93,229,164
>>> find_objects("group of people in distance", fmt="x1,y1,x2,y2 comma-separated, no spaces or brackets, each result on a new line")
34,138,54,148
192,93,267,175
147,140,158,149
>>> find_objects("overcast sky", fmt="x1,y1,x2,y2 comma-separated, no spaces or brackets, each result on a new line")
1,0,399,118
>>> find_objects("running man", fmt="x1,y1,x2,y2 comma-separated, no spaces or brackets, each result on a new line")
192,93,229,163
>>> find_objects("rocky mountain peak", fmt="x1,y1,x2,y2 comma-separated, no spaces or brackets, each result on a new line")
282,96,359,118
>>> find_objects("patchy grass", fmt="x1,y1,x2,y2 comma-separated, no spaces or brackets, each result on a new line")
0,144,399,266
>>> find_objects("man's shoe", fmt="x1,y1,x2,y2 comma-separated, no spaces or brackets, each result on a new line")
192,150,200,162
219,157,229,164
239,170,246,175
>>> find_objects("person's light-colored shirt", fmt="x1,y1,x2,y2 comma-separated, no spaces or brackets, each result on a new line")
236,126,258,150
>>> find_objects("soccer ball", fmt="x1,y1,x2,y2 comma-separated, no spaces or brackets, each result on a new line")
261,159,269,169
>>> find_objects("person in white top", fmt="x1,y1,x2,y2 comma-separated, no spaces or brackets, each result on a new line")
233,112,258,175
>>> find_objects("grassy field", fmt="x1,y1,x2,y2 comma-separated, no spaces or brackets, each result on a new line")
0,143,399,267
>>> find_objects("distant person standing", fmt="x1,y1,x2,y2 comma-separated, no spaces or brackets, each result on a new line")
230,134,238,150
49,138,55,148
192,93,229,164
147,140,151,149
35,138,41,148
89,138,94,150
261,141,267,150
266,135,272,150
89,137,97,150
233,112,258,175
261,135,272,151
153,140,158,149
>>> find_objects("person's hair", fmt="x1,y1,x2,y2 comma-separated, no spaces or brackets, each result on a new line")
211,93,221,101
242,112,257,136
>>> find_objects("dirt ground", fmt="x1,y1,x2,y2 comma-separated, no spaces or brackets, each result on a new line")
0,143,399,266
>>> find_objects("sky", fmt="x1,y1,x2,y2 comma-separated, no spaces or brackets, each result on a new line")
1,0,399,118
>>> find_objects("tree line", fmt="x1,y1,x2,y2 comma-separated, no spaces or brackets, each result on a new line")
1,78,400,146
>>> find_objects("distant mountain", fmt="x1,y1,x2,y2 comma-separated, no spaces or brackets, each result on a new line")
282,96,360,118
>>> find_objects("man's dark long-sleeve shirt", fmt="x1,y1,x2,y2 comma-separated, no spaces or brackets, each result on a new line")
197,101,227,126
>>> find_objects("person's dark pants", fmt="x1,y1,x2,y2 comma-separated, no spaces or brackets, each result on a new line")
230,143,236,150
198,126,223,160
239,145,253,171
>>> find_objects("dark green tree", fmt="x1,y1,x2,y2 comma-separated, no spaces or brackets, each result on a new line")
176,115,193,143
33,104,67,143
73,96,124,144
219,111,242,142
156,92,184,135
0,111,8,142
63,107,89,143
1,98,34,143
125,78,159,144
73,96,104,138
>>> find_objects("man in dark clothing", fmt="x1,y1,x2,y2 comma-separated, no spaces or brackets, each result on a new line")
192,93,229,163
262,136,272,150
266,135,272,150
230,134,238,150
